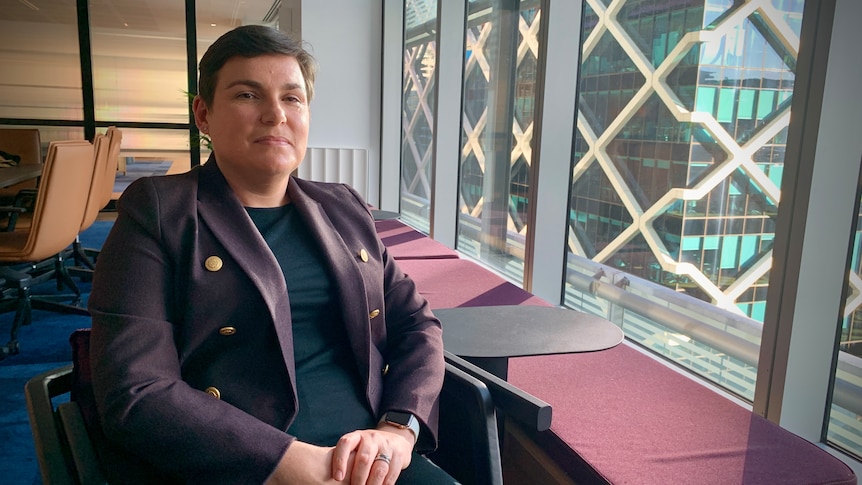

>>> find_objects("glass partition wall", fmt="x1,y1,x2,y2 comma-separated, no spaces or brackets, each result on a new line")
0,0,280,176
1,1,85,143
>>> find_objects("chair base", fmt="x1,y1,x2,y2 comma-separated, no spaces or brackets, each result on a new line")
0,257,89,360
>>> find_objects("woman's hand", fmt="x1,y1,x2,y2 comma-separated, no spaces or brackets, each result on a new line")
331,426,414,485
265,441,342,485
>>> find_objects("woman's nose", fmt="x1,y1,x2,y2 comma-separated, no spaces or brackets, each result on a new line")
260,99,287,125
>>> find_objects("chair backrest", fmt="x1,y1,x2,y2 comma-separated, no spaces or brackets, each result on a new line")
78,133,110,232
97,127,122,210
0,141,95,262
0,128,41,197
428,362,504,485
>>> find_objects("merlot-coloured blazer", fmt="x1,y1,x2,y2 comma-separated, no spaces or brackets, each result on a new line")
88,157,444,484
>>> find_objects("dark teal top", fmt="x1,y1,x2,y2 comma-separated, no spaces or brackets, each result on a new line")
247,205,375,446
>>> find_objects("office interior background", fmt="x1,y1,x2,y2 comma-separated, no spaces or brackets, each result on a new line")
2,0,861,475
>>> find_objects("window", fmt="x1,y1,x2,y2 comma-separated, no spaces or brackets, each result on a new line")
456,0,543,283
400,0,440,233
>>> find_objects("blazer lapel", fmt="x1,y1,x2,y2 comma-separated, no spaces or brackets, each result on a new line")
195,160,298,398
288,180,373,387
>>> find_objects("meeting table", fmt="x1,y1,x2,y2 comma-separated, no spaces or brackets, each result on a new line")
0,164,42,188
434,305,624,380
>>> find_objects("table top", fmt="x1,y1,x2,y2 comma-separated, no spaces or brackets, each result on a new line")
371,209,400,221
0,164,42,188
435,305,624,358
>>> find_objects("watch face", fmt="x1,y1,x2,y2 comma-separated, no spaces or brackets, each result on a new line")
386,411,413,426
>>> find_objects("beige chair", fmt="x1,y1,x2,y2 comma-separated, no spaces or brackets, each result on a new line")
0,141,96,358
0,128,42,204
69,127,122,272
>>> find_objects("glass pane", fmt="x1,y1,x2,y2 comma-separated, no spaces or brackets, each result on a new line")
564,0,804,402
829,187,862,459
113,127,192,197
89,1,188,124
401,0,440,233
0,1,83,121
457,0,542,284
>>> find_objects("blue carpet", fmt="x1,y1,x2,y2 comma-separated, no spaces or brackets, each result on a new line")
0,219,112,484
113,160,172,193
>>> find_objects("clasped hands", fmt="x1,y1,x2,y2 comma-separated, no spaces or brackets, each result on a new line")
266,425,415,485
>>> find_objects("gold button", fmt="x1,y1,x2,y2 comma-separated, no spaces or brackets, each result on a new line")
359,248,369,262
205,387,221,399
369,309,380,319
382,364,390,376
205,256,223,272
219,326,236,336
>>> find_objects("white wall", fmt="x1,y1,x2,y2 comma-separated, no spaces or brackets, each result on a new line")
301,1,383,206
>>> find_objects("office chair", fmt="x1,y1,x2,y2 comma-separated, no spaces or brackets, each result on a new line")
68,126,122,274
26,329,505,485
0,141,96,358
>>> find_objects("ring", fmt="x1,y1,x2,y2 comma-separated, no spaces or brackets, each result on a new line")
374,453,391,465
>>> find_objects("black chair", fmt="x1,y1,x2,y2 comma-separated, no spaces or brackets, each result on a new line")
26,330,504,485
429,362,504,485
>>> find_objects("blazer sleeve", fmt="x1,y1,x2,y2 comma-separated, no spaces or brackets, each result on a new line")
339,185,445,452
88,177,292,484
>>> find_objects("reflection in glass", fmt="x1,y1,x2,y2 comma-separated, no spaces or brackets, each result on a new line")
0,3,82,121
89,1,188,124
400,0,440,233
457,0,542,283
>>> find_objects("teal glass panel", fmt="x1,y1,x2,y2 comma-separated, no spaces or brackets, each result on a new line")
741,235,757,261
757,90,775,119
717,88,736,123
696,86,716,114
704,235,720,250
750,302,766,322
682,236,701,251
721,236,739,268
738,89,755,119
769,165,783,187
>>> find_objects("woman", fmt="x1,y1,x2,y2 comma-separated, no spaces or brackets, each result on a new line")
89,25,452,484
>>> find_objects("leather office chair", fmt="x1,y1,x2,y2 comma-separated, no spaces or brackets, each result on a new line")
0,141,96,357
0,128,42,204
26,329,505,485
69,127,122,273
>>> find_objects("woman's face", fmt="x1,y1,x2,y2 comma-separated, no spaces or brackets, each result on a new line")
193,54,309,187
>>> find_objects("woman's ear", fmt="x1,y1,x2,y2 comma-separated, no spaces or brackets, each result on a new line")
192,96,210,133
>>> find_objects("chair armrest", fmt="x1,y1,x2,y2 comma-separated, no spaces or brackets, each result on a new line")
444,351,552,432
24,365,75,485
57,402,107,484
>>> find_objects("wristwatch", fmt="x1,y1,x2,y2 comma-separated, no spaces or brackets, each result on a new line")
379,411,420,443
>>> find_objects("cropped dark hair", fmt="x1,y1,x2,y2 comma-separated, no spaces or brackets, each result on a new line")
197,25,317,106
